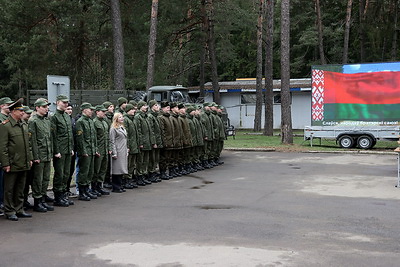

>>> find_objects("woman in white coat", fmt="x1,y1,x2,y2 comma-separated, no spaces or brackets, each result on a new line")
109,113,128,193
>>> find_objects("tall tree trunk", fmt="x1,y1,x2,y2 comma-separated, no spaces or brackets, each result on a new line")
343,0,353,63
254,0,264,132
110,0,125,91
205,0,220,104
199,1,207,99
146,0,159,90
315,0,326,64
391,0,398,60
359,0,366,61
280,0,293,144
264,0,274,136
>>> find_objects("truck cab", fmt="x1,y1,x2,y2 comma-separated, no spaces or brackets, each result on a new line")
147,85,190,103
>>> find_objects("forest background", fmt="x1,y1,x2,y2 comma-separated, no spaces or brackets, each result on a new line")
0,0,397,98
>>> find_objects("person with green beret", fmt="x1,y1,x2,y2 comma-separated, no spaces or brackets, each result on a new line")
29,99,54,212
147,100,163,182
115,97,128,114
92,105,111,195
75,102,98,201
123,104,140,188
50,94,75,207
0,98,33,221
134,101,155,184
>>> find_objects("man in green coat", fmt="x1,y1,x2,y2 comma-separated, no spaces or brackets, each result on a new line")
147,100,163,182
123,104,140,187
102,101,114,188
75,102,98,201
134,101,156,184
0,96,13,216
93,105,111,195
158,101,173,180
29,99,54,213
0,99,33,221
177,103,193,174
169,102,183,176
200,103,214,168
51,95,75,207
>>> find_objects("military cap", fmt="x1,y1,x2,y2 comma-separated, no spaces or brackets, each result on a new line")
129,100,137,106
203,102,211,107
218,105,225,110
186,106,196,114
95,104,107,112
23,106,33,114
169,102,177,108
80,102,95,110
8,98,24,111
160,101,169,108
34,98,51,107
118,97,128,106
137,100,147,109
178,103,185,109
56,95,69,102
0,97,13,105
211,102,218,107
125,104,135,112
103,101,113,108
148,99,158,108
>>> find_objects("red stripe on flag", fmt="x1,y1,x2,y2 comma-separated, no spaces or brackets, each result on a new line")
324,71,400,104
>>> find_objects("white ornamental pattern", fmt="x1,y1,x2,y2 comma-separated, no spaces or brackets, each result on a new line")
312,70,324,121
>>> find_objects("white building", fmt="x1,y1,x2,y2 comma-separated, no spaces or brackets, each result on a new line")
189,78,311,129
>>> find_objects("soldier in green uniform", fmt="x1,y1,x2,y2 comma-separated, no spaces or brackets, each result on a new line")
158,101,173,180
194,106,206,170
187,105,205,171
51,95,75,207
93,105,111,195
134,101,156,184
0,97,13,216
215,105,226,164
75,102,98,201
115,97,128,114
200,103,214,168
177,103,193,174
29,99,54,212
169,102,184,176
147,100,163,182
102,101,114,188
0,99,33,221
123,104,140,187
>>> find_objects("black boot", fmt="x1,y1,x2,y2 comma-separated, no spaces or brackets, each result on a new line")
124,179,135,189
41,196,54,211
63,192,75,205
136,175,146,186
148,172,158,183
44,194,54,202
160,170,169,180
85,185,97,199
53,192,69,207
128,178,138,188
33,198,47,212
143,174,152,185
24,199,33,210
78,186,90,201
97,182,110,195
91,183,102,197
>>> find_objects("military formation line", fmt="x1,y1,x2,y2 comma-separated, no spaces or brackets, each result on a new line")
0,95,226,221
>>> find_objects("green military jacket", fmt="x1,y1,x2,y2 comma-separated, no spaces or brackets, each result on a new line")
158,111,174,149
93,116,109,156
216,113,226,140
170,112,183,149
210,111,223,141
0,116,33,171
187,115,199,146
191,115,205,146
29,114,52,162
178,114,193,148
200,110,214,141
104,112,114,128
124,114,140,154
134,111,156,151
75,114,97,156
51,109,74,155
148,111,163,148
0,112,8,122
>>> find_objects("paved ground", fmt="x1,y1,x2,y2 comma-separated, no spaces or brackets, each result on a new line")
1,151,400,266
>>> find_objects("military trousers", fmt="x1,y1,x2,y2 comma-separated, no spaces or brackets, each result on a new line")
137,150,150,175
53,153,72,193
94,152,108,183
0,169,4,204
3,171,27,216
31,161,51,199
217,140,224,157
125,153,138,179
203,141,213,160
77,155,95,186
159,149,172,170
149,148,160,173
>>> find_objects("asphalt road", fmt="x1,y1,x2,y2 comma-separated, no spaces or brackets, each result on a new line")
1,151,400,267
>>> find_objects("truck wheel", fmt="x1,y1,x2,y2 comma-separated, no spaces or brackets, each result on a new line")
338,135,354,148
357,135,374,149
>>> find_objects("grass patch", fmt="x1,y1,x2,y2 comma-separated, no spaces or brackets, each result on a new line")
224,129,398,152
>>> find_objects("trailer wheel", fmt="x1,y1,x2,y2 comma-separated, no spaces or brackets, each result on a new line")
357,135,374,149
338,135,354,148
